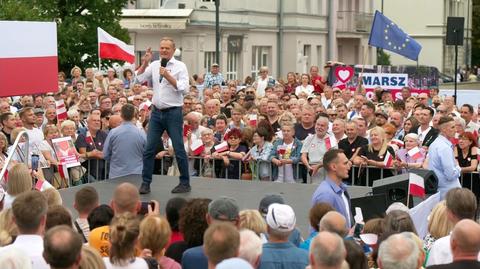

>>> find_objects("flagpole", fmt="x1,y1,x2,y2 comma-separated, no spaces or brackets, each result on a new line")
406,173,411,208
358,45,370,91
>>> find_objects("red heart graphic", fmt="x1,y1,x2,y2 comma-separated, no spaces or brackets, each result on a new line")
335,66,354,83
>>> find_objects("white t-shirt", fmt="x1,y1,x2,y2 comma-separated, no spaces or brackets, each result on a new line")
426,234,480,266
103,257,149,269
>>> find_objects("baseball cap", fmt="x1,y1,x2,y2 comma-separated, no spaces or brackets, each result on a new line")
33,108,44,115
259,194,285,216
265,203,296,232
208,196,239,221
385,202,409,214
375,110,388,119
216,258,254,269
211,63,219,67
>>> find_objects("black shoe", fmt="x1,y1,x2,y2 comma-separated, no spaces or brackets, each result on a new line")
171,184,191,193
139,183,151,194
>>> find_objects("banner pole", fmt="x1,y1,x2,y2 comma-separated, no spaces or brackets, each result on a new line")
357,46,370,92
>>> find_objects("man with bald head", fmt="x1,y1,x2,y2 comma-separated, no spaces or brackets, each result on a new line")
88,183,159,257
378,233,422,269
309,231,346,269
427,220,480,268
108,114,122,129
319,211,347,237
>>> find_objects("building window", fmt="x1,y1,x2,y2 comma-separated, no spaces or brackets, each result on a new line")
251,46,271,79
136,51,159,66
136,0,160,9
304,44,311,70
226,52,239,81
317,45,323,67
204,51,217,72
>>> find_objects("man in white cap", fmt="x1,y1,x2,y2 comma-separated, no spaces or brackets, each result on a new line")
258,203,308,269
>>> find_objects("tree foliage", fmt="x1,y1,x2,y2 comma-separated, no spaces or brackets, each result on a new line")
0,0,132,73
376,49,391,66
472,1,480,67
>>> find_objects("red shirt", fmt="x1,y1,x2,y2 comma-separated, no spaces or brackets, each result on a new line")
166,231,184,249
311,75,325,93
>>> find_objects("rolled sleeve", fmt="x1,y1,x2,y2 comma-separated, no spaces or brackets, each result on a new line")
174,63,190,92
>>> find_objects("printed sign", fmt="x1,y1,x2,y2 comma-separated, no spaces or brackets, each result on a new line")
361,73,408,90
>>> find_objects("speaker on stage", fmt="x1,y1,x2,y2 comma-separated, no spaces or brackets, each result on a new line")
351,194,387,221
371,171,438,209
446,17,464,46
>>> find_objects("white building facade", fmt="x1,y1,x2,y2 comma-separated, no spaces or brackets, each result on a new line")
122,0,376,81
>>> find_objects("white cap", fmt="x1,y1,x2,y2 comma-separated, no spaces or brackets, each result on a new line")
386,202,409,214
266,203,296,232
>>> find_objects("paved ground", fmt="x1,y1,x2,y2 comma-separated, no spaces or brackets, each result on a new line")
59,175,372,237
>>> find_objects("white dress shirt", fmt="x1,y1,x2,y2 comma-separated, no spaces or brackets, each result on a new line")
135,57,189,110
0,234,49,269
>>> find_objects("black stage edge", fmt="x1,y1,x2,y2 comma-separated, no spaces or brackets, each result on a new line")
59,175,372,236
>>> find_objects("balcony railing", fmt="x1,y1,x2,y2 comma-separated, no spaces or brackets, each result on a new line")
337,11,374,33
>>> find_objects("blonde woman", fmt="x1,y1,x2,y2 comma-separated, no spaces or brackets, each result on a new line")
138,215,181,269
353,126,395,185
423,201,453,253
79,245,106,269
104,212,148,269
4,163,34,209
239,209,267,236
0,208,18,246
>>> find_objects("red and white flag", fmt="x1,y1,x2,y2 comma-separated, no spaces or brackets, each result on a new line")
35,179,54,191
58,163,70,181
0,21,58,97
391,139,404,148
248,114,257,126
98,27,135,63
55,99,67,121
214,141,229,153
190,139,205,156
85,131,94,145
383,151,394,167
409,173,425,198
407,146,423,160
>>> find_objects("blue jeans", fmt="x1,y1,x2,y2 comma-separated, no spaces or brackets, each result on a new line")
142,106,190,186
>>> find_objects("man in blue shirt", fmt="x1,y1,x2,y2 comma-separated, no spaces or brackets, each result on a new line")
311,149,353,228
203,63,225,89
428,116,461,198
103,104,146,178
258,203,308,269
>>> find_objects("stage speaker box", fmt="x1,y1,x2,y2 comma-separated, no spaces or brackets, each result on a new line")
446,17,465,46
372,171,438,209
351,194,388,221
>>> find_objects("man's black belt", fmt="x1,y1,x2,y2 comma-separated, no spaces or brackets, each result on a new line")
153,106,181,112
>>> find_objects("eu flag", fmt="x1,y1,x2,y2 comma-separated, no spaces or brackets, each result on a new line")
368,10,422,61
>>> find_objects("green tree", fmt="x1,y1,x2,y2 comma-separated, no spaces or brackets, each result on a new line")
377,48,391,66
0,0,131,73
472,1,480,67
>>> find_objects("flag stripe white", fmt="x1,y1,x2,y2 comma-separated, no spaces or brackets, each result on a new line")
0,21,57,58
98,27,134,55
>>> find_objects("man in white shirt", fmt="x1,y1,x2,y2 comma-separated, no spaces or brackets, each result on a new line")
135,37,191,194
0,190,49,269
426,188,478,266
19,107,44,146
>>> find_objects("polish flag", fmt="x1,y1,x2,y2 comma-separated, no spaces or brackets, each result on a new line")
407,146,423,160
409,173,425,198
391,139,404,148
98,27,135,63
0,21,58,97
248,114,257,126
55,99,67,121
85,131,94,145
190,139,205,156
383,151,394,167
214,141,229,153
35,179,54,191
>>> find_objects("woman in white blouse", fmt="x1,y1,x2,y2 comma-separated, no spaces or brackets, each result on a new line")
295,74,314,96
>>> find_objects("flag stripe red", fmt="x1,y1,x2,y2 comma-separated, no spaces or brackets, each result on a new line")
99,42,135,63
409,184,425,198
0,56,58,97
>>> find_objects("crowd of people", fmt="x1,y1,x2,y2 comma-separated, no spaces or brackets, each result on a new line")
0,178,478,269
0,57,478,188
0,35,479,268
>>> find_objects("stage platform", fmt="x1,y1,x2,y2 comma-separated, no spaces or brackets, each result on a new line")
59,175,372,236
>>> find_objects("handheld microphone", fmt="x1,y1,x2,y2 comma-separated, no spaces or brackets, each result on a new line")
159,58,168,82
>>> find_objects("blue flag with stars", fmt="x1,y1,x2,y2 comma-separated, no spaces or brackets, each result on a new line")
368,10,422,61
